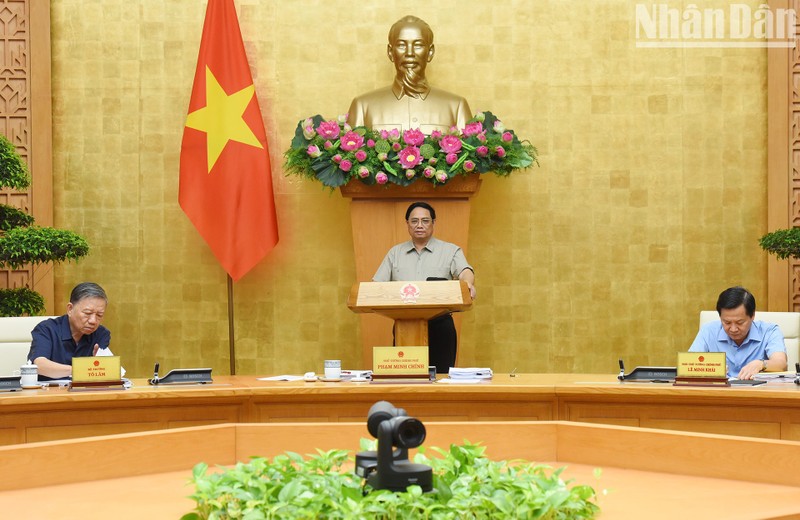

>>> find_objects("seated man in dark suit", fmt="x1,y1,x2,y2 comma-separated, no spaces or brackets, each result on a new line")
28,282,111,380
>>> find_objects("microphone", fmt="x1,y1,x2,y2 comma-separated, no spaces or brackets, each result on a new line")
150,362,160,385
618,359,625,381
794,363,799,386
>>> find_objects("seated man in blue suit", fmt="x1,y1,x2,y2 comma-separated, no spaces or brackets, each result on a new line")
689,286,787,380
27,282,111,380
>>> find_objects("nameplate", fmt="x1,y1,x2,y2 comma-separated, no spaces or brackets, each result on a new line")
372,346,429,378
71,356,122,383
674,352,729,386
149,368,213,385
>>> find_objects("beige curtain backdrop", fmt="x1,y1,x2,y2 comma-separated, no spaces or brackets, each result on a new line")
42,0,774,377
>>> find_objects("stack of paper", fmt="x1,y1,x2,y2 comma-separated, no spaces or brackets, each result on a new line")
754,371,798,383
341,370,372,381
448,367,493,380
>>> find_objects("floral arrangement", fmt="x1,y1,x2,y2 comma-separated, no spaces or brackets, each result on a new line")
284,111,538,189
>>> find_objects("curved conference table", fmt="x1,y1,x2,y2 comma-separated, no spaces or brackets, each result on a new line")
4,421,800,519
2,373,800,445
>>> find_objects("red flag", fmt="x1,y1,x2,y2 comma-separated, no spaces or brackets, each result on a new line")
179,0,278,281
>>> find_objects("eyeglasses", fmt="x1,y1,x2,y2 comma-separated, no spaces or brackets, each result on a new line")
408,218,433,226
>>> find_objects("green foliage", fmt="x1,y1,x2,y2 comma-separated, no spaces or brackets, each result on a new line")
182,442,599,519
0,287,45,316
0,226,89,269
759,228,800,260
0,132,91,316
0,134,31,190
0,205,34,232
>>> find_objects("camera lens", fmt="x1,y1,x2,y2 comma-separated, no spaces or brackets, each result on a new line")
392,417,426,448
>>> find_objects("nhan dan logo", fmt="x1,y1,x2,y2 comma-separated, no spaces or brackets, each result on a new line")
635,3,796,48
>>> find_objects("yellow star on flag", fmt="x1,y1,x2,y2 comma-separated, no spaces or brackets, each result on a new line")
185,66,263,173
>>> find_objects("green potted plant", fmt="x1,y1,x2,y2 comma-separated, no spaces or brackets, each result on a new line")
759,228,800,260
0,134,89,316
181,441,600,519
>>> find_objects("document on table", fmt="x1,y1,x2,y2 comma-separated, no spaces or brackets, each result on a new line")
753,372,797,383
39,379,71,387
448,367,493,380
257,375,304,381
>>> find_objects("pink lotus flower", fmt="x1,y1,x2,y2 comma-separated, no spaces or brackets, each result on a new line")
367,139,375,148
493,120,505,133
495,146,506,158
445,153,458,165
340,159,353,172
355,150,367,162
323,141,334,150
423,166,435,178
376,171,388,184
316,120,340,140
477,131,487,143
430,130,442,140
405,169,416,179
398,146,423,169
463,122,483,137
476,146,489,157
439,135,462,153
378,152,388,161
388,129,400,141
358,166,370,178
436,170,448,182
392,142,401,152
332,153,342,164
379,130,390,139
463,160,475,172
502,131,513,142
428,157,438,165
306,144,322,158
302,118,315,139
403,129,425,146
340,131,364,151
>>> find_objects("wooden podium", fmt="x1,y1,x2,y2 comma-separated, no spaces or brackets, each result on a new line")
347,280,473,347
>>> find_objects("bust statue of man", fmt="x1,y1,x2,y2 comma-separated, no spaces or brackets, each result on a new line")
347,15,472,133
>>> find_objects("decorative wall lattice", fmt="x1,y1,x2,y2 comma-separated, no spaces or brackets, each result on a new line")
0,0,30,292
792,0,800,310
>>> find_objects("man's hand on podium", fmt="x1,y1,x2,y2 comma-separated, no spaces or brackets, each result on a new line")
459,269,476,300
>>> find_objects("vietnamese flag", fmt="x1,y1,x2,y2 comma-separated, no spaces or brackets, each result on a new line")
179,0,278,281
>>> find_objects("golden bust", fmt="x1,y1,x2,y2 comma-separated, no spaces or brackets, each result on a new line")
347,15,472,133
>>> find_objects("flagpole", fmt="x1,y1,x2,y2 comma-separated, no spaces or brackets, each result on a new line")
227,274,236,375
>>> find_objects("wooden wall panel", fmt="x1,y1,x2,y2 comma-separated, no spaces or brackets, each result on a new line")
0,0,54,314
